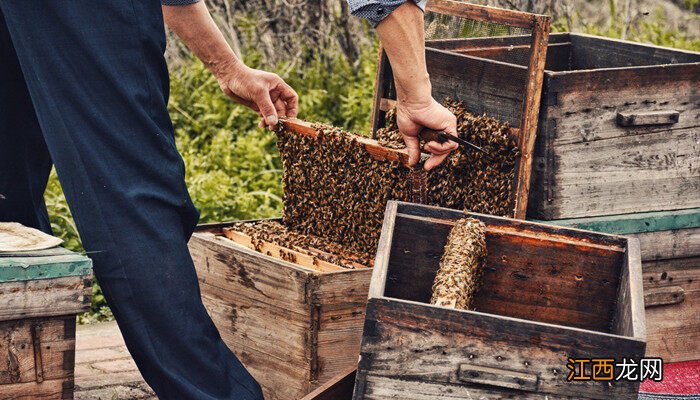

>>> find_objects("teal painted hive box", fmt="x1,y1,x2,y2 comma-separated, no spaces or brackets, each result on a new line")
537,208,699,363
0,247,92,399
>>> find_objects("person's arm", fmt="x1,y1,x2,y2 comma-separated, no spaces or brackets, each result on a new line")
162,1,297,129
362,2,458,170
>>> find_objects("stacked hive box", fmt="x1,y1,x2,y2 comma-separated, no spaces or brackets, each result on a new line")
0,247,92,399
419,32,700,362
542,209,699,362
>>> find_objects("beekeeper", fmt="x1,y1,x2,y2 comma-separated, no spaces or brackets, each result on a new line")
0,0,457,398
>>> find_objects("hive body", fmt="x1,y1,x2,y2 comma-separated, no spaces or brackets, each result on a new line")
431,217,487,310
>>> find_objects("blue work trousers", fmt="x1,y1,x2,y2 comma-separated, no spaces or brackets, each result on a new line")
0,1,263,399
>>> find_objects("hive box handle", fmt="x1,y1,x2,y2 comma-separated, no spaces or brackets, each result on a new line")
616,110,680,127
457,364,538,391
31,323,44,383
644,285,685,307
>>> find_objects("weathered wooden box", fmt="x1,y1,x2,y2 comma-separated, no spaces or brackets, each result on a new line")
0,247,92,399
354,201,646,399
544,208,700,362
189,222,372,400
422,32,700,219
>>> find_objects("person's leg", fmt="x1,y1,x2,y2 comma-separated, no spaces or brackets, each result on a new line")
0,9,52,233
0,1,263,399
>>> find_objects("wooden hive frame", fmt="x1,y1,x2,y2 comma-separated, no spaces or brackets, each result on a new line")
370,0,551,219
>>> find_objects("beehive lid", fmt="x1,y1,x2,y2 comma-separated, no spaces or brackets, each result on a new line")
0,247,92,283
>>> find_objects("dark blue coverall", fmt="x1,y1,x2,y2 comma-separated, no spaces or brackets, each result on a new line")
0,0,421,398
0,1,263,398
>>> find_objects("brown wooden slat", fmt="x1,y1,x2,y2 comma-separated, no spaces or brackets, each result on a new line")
357,298,644,399
281,118,410,167
0,276,91,322
426,0,543,29
221,228,346,272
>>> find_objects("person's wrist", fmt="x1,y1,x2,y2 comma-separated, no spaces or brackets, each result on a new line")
395,73,432,109
210,54,247,82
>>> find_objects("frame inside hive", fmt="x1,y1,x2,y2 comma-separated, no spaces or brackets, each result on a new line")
222,224,370,272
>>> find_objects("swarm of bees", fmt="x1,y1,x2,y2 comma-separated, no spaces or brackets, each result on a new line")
431,217,488,310
250,98,517,268
229,220,373,268
277,123,410,256
377,98,519,217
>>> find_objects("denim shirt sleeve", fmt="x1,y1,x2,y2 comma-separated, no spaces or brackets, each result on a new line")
347,0,428,28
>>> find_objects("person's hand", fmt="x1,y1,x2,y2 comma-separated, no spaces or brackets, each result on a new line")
215,60,298,129
396,98,459,170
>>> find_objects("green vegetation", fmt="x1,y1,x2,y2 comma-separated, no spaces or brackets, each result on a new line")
553,1,700,51
43,9,696,323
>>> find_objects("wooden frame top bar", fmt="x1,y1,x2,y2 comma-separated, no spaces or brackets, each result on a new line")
426,0,548,29
280,118,411,167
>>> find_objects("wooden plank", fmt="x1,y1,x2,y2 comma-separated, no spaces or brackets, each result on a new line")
425,0,545,29
534,208,700,235
356,298,644,399
395,201,628,248
0,252,91,283
426,32,570,51
190,233,311,313
543,69,699,146
0,378,71,400
221,229,345,273
642,257,700,362
513,15,550,219
315,271,371,385
199,284,312,400
302,367,356,400
0,276,91,322
361,375,572,399
532,127,700,219
368,202,397,300
569,33,700,69
611,238,647,340
632,227,700,261
281,118,411,167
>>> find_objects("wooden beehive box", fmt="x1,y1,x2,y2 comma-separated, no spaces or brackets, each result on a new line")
542,208,700,362
0,247,92,399
354,201,646,399
422,32,700,219
189,222,372,400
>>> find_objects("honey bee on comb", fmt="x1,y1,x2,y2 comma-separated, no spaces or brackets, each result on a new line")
277,122,411,256
376,98,519,217
431,217,487,310
230,220,373,268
